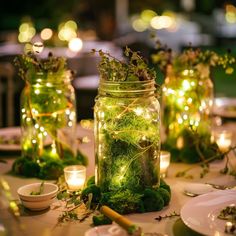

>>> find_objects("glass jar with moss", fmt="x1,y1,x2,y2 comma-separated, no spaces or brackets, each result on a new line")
162,65,219,163
12,52,86,179
94,48,161,198
20,70,77,160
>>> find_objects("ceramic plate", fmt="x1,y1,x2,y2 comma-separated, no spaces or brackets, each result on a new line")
0,127,21,151
181,190,236,236
85,225,128,236
213,97,236,118
0,126,91,152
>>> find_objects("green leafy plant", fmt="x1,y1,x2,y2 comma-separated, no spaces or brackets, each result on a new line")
151,41,236,164
151,40,236,76
92,47,166,214
92,47,156,82
81,177,171,215
14,51,68,81
12,50,87,180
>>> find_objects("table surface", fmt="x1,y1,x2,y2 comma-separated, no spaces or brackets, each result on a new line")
0,123,236,236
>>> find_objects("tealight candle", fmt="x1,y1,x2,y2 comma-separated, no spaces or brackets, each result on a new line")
64,165,86,191
160,151,171,178
213,130,232,152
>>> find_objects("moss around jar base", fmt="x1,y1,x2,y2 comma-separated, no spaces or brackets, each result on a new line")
12,149,88,180
82,177,171,215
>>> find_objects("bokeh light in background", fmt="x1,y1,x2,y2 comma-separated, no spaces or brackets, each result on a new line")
40,28,53,40
18,21,36,43
68,37,83,52
132,18,148,32
140,9,157,23
225,4,236,23
131,9,176,32
58,20,78,41
150,15,174,30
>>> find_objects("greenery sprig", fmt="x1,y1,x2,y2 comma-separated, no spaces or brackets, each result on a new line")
14,49,69,81
175,145,236,178
91,47,156,81
151,40,236,77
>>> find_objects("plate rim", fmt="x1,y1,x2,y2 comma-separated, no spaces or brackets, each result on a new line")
213,97,236,118
0,127,21,151
180,189,236,236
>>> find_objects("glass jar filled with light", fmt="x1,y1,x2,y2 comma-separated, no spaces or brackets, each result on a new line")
12,52,80,180
94,79,161,193
162,66,220,163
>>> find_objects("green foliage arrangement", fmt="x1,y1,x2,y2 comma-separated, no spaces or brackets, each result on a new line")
81,177,171,220
92,47,167,214
151,41,236,164
151,40,236,76
55,178,170,224
14,51,68,81
12,50,87,180
92,47,156,81
12,150,88,180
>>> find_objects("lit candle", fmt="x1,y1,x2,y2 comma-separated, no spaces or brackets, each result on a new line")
64,165,86,191
160,151,171,178
214,130,232,152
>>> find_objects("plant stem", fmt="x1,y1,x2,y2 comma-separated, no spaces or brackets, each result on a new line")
176,145,236,177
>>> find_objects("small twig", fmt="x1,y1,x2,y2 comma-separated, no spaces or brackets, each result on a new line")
176,145,236,178
155,211,180,221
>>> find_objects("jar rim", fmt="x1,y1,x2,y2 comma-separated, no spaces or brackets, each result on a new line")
99,79,155,85
98,78,159,97
25,70,73,84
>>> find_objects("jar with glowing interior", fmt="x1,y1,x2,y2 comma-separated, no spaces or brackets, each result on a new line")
94,79,161,193
20,71,77,161
162,66,214,163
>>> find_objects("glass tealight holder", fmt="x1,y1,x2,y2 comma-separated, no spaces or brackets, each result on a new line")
64,165,86,191
213,130,232,152
160,151,171,178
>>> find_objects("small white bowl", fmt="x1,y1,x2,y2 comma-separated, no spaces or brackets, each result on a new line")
20,197,56,211
17,182,58,211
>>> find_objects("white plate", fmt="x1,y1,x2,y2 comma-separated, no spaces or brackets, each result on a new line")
181,190,236,236
0,125,93,152
85,225,128,236
0,127,21,151
213,97,236,118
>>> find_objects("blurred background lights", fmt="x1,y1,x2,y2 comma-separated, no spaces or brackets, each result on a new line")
65,20,77,30
68,37,83,52
40,28,53,40
150,15,174,30
58,20,78,41
132,18,148,32
140,9,157,23
18,22,36,43
225,4,236,23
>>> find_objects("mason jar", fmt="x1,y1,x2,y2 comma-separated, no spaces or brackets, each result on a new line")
20,71,77,160
162,66,215,163
94,79,161,193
